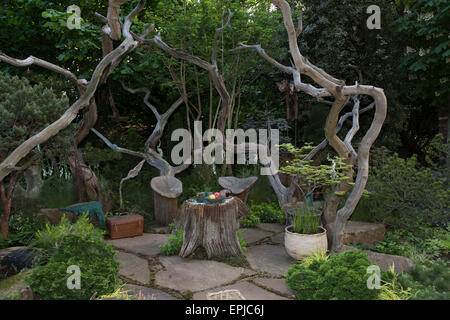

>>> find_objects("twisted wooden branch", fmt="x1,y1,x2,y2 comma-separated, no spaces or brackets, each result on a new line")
0,1,144,182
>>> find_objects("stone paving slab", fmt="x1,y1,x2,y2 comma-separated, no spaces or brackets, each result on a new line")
258,223,284,234
115,251,150,285
123,284,178,300
252,278,295,297
244,245,295,276
107,233,169,258
155,256,251,293
193,280,289,300
241,228,273,245
271,233,284,244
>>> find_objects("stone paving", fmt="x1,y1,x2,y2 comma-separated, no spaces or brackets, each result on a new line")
106,233,169,258
102,221,414,300
108,223,296,300
0,221,414,300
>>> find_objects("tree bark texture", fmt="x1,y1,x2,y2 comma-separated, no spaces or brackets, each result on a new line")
178,197,247,258
0,174,18,237
153,192,178,226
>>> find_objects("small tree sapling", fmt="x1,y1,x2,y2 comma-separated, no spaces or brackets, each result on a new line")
278,143,351,233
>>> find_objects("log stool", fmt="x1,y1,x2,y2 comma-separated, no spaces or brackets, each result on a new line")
178,197,249,258
151,176,182,226
218,176,258,204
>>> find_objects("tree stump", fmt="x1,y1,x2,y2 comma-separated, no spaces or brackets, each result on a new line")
178,197,249,258
151,176,182,226
218,176,258,204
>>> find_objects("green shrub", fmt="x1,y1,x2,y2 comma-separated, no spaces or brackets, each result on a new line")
286,250,388,300
26,214,120,299
0,234,9,249
237,229,247,253
248,202,285,225
366,147,449,229
398,260,450,300
240,214,260,228
352,226,449,262
0,213,45,249
378,266,415,300
5,213,44,247
160,227,184,256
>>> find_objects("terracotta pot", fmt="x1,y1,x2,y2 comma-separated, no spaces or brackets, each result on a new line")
284,225,328,260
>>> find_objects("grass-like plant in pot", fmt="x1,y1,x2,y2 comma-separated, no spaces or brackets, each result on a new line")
278,143,350,260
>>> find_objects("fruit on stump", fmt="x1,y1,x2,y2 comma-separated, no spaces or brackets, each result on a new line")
214,192,221,199
208,194,216,200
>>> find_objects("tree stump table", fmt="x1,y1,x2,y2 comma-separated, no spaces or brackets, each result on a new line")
178,197,249,258
218,176,258,204
151,176,183,226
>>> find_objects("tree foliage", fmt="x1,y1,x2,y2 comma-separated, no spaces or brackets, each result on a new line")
278,143,351,198
366,146,450,229
0,71,73,161
395,0,450,108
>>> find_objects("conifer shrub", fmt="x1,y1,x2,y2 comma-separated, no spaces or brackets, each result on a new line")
26,214,120,299
398,259,450,300
286,250,387,300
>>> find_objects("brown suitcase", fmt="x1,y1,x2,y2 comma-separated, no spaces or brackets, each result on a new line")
107,214,144,239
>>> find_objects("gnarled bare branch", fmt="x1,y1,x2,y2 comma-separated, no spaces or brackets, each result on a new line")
212,9,234,66
0,53,84,88
0,1,143,182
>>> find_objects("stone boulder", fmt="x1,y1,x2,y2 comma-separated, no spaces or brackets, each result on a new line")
0,246,39,277
343,221,386,245
363,250,414,274
342,245,413,274
325,221,386,246
37,208,76,225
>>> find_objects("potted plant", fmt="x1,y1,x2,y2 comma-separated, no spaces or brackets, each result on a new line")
278,143,350,260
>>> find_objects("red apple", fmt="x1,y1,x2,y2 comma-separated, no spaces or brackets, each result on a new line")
214,192,221,199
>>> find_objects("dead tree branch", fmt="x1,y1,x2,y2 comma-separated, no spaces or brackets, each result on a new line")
235,0,387,252
0,0,145,182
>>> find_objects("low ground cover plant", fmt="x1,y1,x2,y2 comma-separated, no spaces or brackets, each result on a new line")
286,250,397,300
398,259,450,300
0,213,44,249
241,202,285,228
160,224,248,255
160,224,184,256
25,214,120,299
351,226,449,262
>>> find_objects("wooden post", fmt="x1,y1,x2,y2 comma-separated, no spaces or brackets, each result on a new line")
151,176,182,226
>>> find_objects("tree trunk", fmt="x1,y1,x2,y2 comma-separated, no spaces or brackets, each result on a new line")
178,197,244,258
24,161,43,199
0,174,18,237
